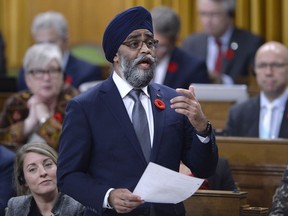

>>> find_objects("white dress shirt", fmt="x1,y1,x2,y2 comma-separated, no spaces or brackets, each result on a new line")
154,54,170,85
259,89,288,138
113,72,154,144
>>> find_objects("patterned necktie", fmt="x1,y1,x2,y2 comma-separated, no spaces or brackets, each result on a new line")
129,89,151,162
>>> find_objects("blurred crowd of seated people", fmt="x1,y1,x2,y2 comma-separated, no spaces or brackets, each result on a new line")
0,2,287,215
17,11,103,91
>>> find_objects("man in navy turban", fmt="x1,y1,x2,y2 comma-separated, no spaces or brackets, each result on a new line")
57,5,218,216
103,6,154,63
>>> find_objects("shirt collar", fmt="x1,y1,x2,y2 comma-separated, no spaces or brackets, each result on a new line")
208,26,234,47
112,72,149,99
260,88,288,109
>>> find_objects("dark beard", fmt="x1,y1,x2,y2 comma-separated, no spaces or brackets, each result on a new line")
120,54,156,89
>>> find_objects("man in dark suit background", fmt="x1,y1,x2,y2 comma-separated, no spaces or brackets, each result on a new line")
180,157,237,191
226,41,288,139
150,6,210,89
0,33,7,76
0,145,15,215
17,11,102,91
57,6,218,216
182,0,264,84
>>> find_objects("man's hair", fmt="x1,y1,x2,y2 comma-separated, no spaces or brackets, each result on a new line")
31,11,68,38
198,0,236,17
151,6,180,41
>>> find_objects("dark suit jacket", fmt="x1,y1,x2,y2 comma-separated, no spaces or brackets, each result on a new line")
225,96,288,138
0,145,15,215
57,75,218,216
0,33,6,76
6,193,85,216
208,157,237,191
162,47,210,89
17,53,102,90
181,28,264,84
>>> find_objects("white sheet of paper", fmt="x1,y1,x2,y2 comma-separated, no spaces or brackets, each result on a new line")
133,162,204,204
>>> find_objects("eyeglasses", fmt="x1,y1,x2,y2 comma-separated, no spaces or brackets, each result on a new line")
199,11,226,18
122,39,159,50
255,63,288,71
28,68,62,79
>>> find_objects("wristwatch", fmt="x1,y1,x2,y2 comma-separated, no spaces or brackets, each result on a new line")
196,121,212,137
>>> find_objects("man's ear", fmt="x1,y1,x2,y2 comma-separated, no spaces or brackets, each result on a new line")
113,53,119,63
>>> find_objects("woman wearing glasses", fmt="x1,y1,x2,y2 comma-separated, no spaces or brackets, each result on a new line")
0,43,79,150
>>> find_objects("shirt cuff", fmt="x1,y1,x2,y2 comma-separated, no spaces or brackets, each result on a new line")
103,188,114,209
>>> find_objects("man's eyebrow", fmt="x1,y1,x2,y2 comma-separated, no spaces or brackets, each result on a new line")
126,32,153,40
126,34,141,40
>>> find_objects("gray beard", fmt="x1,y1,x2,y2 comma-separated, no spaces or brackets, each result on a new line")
120,54,155,89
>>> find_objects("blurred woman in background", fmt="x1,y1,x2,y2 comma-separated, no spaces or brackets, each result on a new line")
0,43,79,150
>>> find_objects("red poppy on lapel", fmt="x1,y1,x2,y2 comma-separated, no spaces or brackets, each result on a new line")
65,75,73,84
154,99,165,110
225,48,234,60
53,112,63,123
167,62,178,73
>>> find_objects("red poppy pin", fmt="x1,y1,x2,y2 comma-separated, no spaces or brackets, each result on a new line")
154,99,165,110
65,75,73,84
53,112,63,123
167,62,178,73
225,48,235,60
226,42,238,60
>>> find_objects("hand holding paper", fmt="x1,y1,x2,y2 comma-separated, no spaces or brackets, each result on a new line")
133,162,204,204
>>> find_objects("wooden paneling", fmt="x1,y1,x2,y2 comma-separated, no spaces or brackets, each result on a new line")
200,101,235,132
216,136,288,209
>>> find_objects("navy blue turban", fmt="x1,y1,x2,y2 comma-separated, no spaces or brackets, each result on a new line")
102,6,153,63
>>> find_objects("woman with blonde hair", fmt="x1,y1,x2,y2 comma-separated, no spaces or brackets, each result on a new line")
5,142,84,215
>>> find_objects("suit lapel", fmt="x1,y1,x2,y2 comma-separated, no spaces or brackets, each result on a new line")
163,49,178,87
279,99,288,138
148,84,166,162
99,77,147,162
222,28,238,75
250,97,260,137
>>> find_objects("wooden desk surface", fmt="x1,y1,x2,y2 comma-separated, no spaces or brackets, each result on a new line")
184,190,248,216
217,136,288,165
